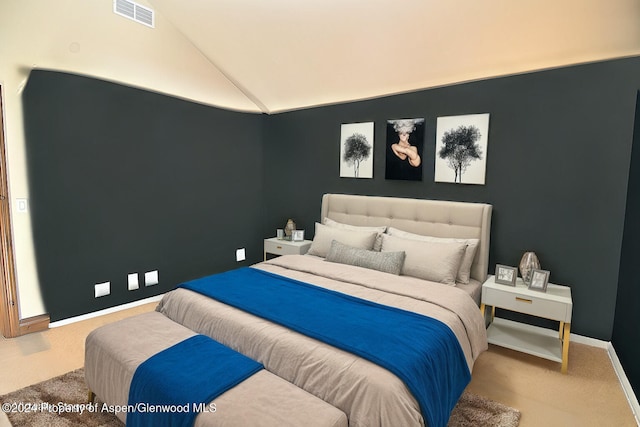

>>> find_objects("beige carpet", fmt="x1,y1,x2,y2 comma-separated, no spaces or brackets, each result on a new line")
0,368,520,427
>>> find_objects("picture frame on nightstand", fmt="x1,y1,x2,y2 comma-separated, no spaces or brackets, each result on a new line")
528,269,550,292
292,229,305,242
495,264,517,286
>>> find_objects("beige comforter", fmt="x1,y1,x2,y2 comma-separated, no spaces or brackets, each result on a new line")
156,255,488,427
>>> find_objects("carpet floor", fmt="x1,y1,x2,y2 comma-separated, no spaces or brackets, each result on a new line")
0,368,520,427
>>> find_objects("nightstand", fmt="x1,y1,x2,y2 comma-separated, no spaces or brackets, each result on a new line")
264,237,312,261
480,275,573,373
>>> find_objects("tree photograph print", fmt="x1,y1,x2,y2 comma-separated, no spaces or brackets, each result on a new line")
434,113,489,185
340,122,374,178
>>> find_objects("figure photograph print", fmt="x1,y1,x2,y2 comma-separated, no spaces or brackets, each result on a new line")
385,118,425,181
340,122,374,178
434,113,489,185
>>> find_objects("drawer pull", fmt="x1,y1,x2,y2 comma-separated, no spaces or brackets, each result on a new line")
276,246,282,249
515,297,532,304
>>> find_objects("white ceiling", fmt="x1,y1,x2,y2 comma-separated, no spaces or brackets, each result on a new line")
148,0,640,113
4,0,640,114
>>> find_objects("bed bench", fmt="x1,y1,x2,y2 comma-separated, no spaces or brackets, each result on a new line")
85,311,347,427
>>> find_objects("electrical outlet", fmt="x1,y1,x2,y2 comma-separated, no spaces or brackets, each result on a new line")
236,248,246,262
128,273,139,290
144,270,158,286
94,281,110,298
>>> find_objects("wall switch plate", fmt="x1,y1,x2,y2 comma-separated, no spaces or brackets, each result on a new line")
127,273,139,290
94,281,110,298
16,198,28,213
236,248,246,262
144,270,158,286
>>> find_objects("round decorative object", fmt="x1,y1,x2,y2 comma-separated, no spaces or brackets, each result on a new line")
284,219,296,237
519,251,540,285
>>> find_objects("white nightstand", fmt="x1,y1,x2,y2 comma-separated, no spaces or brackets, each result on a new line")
264,237,312,261
480,275,573,374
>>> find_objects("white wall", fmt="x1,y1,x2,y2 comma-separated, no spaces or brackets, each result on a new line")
0,0,258,318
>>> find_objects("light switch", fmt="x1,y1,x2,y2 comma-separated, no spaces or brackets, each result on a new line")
128,273,139,290
16,198,28,213
145,270,158,286
236,248,246,262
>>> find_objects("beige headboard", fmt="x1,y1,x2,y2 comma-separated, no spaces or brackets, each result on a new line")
320,194,493,282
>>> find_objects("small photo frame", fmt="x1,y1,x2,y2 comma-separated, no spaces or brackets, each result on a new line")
494,264,517,286
292,229,305,242
528,269,550,292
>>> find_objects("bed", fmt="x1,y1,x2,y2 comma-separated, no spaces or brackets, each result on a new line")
85,194,491,426
153,194,492,426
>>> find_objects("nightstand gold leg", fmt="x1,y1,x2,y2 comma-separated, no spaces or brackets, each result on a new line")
490,306,495,322
561,322,571,374
559,321,564,339
480,303,485,316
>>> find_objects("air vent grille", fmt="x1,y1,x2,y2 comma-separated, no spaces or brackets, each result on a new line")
114,0,154,28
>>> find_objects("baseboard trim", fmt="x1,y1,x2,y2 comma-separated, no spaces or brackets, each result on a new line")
18,313,50,335
607,342,640,426
569,332,608,349
49,295,164,328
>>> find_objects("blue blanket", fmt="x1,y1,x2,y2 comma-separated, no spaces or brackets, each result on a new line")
179,267,470,427
127,334,263,427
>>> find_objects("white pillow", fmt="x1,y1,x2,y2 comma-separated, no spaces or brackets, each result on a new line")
386,227,479,284
323,217,386,251
380,234,466,285
307,222,379,258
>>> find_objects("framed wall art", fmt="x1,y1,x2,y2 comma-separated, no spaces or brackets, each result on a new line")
385,118,425,181
340,122,374,178
435,113,489,185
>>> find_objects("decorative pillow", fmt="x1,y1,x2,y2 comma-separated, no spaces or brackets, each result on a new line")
380,234,466,285
325,240,405,275
323,217,386,251
386,227,479,284
307,223,379,258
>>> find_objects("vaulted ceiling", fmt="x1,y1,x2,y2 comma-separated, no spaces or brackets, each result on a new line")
3,0,640,114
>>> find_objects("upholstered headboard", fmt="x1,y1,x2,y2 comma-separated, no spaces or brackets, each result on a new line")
320,194,493,282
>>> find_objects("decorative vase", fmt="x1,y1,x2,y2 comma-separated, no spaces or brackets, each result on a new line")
519,251,540,285
284,219,296,237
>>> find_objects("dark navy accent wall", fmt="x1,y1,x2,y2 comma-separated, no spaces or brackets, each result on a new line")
23,70,265,321
613,91,640,396
263,57,640,341
20,59,640,391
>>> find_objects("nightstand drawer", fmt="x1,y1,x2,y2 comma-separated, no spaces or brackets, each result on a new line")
483,286,569,322
264,239,311,256
264,240,299,255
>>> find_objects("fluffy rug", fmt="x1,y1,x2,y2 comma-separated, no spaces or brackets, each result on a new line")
1,368,520,426
449,391,521,427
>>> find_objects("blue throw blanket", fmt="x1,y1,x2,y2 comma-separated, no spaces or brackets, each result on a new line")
127,334,263,427
180,267,470,427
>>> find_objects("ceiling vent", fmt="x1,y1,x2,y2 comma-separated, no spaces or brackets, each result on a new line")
114,0,154,28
